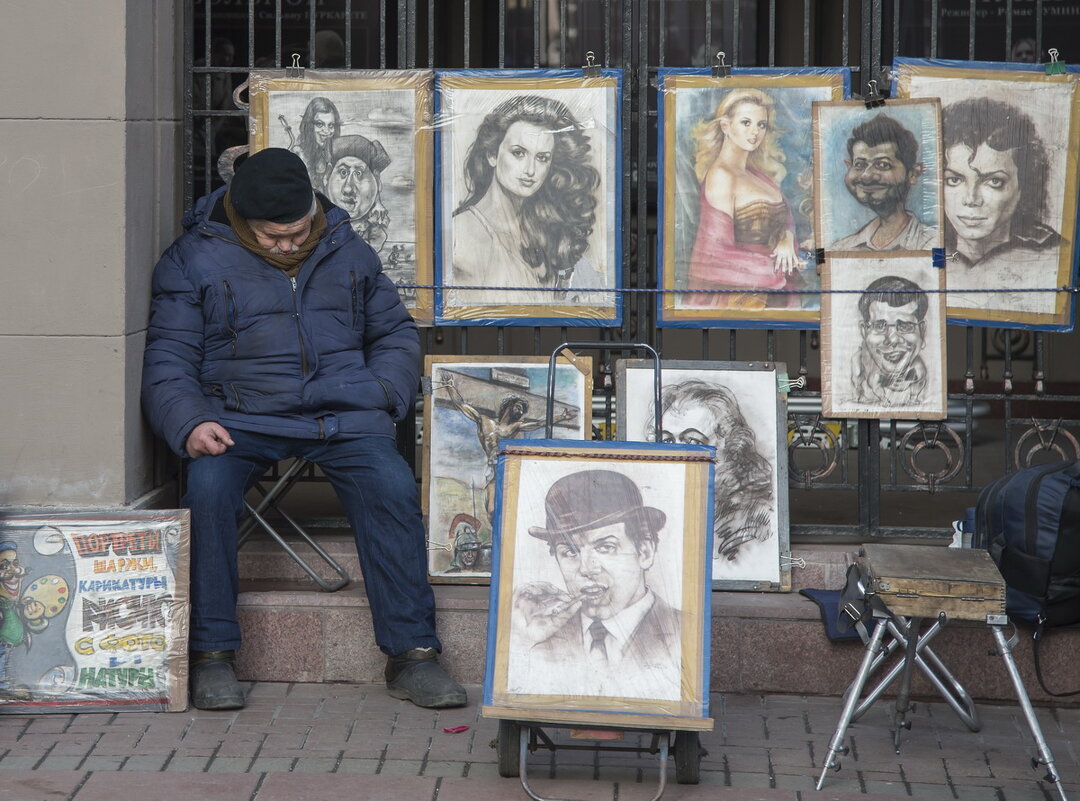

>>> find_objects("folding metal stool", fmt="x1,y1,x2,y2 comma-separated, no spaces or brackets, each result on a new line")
817,544,1068,801
238,457,350,592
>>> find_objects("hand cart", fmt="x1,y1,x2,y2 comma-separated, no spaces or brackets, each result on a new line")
487,341,711,801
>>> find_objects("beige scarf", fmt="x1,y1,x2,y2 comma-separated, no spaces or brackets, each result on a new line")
224,190,327,277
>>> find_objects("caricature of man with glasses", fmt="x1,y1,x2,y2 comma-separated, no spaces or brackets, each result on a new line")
850,275,929,406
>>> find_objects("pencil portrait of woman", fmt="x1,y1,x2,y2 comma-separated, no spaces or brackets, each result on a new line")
450,94,602,306
286,96,341,193
685,89,804,310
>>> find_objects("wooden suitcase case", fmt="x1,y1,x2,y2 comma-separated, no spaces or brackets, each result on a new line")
861,543,1006,621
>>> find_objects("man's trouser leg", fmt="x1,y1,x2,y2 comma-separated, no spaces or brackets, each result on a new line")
182,431,279,651
308,434,441,656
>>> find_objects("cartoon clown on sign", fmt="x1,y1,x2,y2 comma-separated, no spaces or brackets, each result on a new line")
0,540,67,698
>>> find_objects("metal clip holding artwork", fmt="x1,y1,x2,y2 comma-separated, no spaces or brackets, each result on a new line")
286,53,304,79
931,248,947,268
778,373,806,394
863,79,886,109
712,51,731,78
1045,48,1066,75
582,50,601,78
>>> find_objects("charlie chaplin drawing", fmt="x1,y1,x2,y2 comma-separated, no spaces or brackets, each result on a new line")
510,470,682,700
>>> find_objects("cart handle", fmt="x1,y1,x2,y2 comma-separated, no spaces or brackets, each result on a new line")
545,342,662,440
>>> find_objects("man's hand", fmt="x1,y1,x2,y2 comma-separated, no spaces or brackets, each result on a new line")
185,422,234,459
512,581,584,645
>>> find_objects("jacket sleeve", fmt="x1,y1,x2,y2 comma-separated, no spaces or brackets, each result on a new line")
361,251,420,424
141,248,216,456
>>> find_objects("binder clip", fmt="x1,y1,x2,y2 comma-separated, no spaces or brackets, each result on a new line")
286,53,304,79
1045,48,1066,75
931,248,946,268
814,248,826,266
712,51,731,78
863,80,886,108
582,51,601,78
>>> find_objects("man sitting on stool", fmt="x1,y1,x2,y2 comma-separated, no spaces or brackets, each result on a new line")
142,148,465,711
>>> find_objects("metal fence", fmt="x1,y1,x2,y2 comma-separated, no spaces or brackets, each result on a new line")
185,0,1080,541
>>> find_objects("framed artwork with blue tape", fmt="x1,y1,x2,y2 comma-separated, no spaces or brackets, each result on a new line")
656,67,850,329
893,57,1080,332
481,440,713,729
434,69,623,327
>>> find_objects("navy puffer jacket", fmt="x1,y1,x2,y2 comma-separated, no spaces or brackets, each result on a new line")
142,187,419,457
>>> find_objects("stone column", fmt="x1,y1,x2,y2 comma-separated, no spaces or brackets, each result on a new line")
0,0,182,507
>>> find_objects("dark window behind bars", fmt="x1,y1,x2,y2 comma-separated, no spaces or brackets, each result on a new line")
185,0,1080,542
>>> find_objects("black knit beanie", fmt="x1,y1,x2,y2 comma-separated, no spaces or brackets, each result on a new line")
229,147,314,223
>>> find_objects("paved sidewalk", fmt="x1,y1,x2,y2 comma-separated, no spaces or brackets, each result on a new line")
0,683,1076,801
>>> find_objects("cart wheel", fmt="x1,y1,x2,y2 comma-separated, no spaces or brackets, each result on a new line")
673,730,701,784
497,719,522,778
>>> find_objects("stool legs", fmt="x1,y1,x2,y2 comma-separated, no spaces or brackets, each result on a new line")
989,623,1069,801
850,615,980,733
816,614,888,790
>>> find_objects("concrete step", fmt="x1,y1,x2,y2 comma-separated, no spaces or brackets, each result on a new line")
234,543,1080,707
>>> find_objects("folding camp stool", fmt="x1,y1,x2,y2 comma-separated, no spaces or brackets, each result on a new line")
817,544,1068,801
238,457,350,592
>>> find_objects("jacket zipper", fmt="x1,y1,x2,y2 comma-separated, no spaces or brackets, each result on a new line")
291,275,309,377
350,272,359,329
223,280,238,355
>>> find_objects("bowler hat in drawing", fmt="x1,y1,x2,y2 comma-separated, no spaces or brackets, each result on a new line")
528,470,666,542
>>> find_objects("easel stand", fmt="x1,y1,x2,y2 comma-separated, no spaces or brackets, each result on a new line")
816,545,1068,801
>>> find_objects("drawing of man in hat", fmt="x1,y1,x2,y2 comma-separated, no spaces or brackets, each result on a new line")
511,469,682,700
323,134,393,251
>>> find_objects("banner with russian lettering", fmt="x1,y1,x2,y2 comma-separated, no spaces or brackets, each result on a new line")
0,510,189,713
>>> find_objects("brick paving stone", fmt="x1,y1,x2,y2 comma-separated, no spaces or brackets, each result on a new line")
293,756,340,772
121,753,170,771
215,737,264,757
727,770,774,788
943,757,993,778
79,755,126,771
163,755,213,771
255,773,437,801
774,772,817,790
32,755,82,771
335,757,381,773
73,771,259,801
951,784,1004,801
248,756,298,772
206,756,254,772
463,761,502,779
22,718,73,734
49,738,97,756
441,776,617,801
905,782,954,799
0,769,87,801
0,756,44,769
338,738,389,758
378,757,425,775
768,745,815,768
862,779,910,796
421,759,466,777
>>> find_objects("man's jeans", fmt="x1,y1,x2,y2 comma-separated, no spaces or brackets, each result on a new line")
182,429,440,656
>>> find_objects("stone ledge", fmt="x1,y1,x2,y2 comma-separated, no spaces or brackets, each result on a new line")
234,579,1080,707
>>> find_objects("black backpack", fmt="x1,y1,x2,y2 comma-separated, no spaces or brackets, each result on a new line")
974,459,1080,696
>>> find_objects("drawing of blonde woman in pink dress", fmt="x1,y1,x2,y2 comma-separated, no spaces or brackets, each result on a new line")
686,89,805,310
